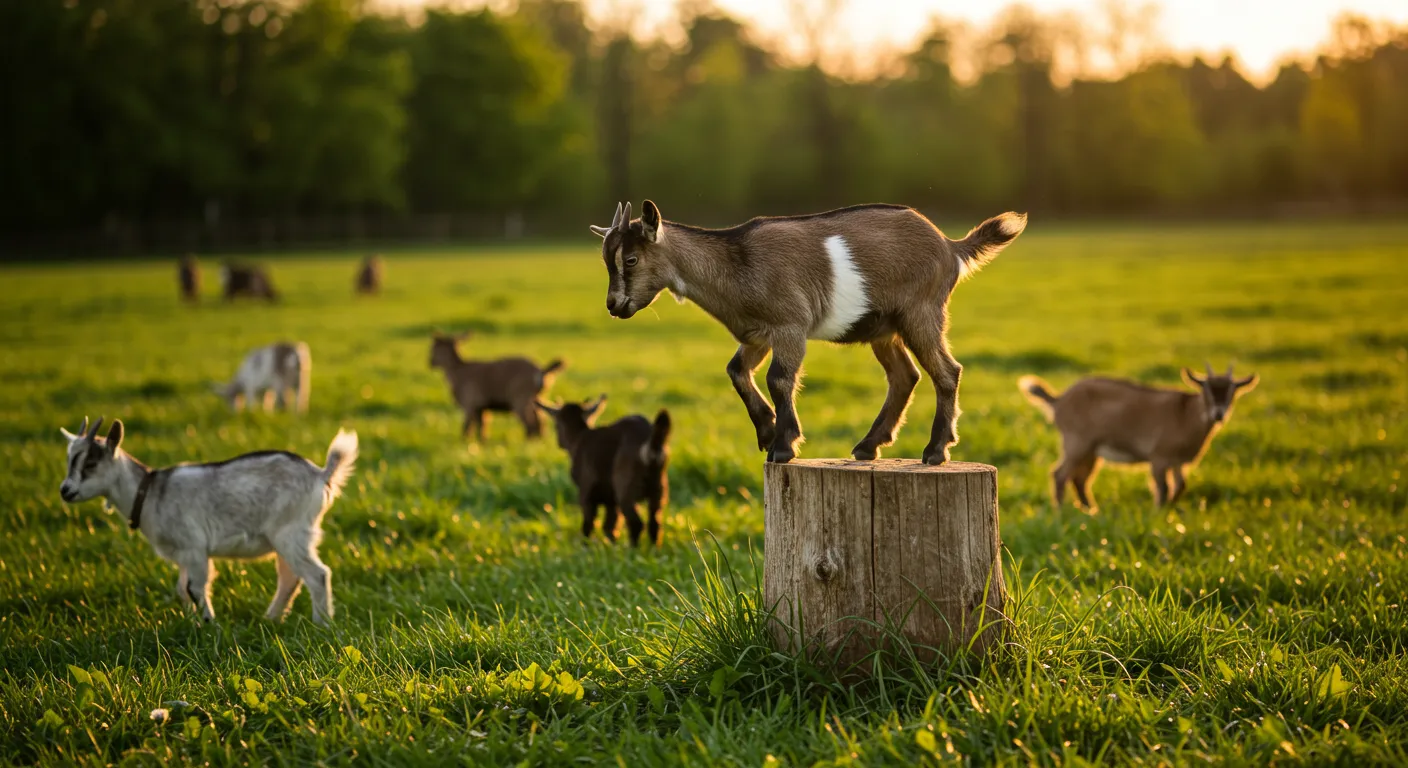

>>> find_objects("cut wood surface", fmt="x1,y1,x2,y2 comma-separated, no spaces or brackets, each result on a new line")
763,459,1005,668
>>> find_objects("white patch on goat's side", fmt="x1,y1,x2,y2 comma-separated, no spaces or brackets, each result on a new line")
810,235,870,341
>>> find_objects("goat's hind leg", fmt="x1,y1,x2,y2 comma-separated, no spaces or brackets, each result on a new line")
264,555,303,621
274,530,333,624
898,312,962,465
179,557,215,622
727,343,776,451
853,335,921,461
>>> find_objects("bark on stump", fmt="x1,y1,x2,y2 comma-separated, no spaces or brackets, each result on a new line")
763,459,1005,669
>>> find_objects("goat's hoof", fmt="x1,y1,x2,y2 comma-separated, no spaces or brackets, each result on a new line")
851,442,879,461
766,447,796,464
921,447,950,465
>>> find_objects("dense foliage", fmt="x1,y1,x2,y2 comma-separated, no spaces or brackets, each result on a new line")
3,0,1408,238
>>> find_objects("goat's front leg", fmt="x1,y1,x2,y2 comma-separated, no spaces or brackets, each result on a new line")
180,557,215,622
899,311,962,465
853,335,921,460
176,566,192,607
619,501,645,547
727,343,775,451
579,490,599,542
1151,462,1172,507
764,333,807,463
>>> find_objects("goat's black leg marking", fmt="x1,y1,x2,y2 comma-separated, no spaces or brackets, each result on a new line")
602,503,619,543
853,335,921,460
727,343,775,451
1168,465,1187,506
646,482,665,547
899,313,961,465
764,335,807,463
1151,463,1171,507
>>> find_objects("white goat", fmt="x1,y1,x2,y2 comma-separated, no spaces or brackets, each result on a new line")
215,341,311,413
58,417,357,624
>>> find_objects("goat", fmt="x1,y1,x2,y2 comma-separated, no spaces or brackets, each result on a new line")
221,261,278,302
57,416,357,624
589,200,1026,465
537,396,671,546
215,341,312,413
1019,363,1259,509
429,332,564,442
178,255,201,303
355,254,383,295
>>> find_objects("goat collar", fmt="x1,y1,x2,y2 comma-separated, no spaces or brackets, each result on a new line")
129,469,157,530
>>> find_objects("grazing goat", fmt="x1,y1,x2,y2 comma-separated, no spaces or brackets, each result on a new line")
221,261,278,302
178,255,201,303
429,332,564,442
355,254,383,295
215,341,312,413
537,396,671,546
589,200,1026,464
57,417,357,624
1019,363,1259,509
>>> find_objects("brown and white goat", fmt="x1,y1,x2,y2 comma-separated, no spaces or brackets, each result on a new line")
222,262,278,302
215,341,312,414
178,255,201,303
1019,364,1259,509
590,200,1026,464
429,332,564,442
537,396,671,546
355,254,383,295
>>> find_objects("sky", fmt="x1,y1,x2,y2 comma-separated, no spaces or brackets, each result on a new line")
389,0,1408,82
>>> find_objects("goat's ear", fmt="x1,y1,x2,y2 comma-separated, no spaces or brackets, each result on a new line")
590,224,610,238
641,200,662,243
106,420,124,451
1181,367,1206,388
535,400,561,417
1234,373,1259,392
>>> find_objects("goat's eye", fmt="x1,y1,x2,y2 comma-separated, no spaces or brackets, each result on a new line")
624,255,639,268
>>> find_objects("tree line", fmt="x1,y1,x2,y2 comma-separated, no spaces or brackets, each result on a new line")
4,0,1407,245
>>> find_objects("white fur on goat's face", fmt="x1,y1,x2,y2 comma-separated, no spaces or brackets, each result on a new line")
593,201,671,319
58,420,123,503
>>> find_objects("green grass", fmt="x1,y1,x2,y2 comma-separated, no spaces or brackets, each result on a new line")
2,221,1407,765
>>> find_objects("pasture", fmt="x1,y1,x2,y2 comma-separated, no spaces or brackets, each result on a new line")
1,221,1406,765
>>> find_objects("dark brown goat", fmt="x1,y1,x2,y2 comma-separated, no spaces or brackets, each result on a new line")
355,255,383,295
429,332,564,441
221,262,278,302
178,255,201,303
538,396,671,546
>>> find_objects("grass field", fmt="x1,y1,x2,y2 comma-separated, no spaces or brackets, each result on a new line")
2,221,1407,765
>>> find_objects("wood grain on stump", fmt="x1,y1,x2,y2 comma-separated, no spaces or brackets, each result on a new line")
763,459,1005,668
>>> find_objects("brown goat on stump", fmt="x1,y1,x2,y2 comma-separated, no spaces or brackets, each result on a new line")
429,332,563,442
590,200,1026,465
222,262,278,302
1019,363,1258,509
178,255,201,303
537,396,671,546
355,255,383,295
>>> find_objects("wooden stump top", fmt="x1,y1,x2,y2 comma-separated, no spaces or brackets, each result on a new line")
767,458,997,474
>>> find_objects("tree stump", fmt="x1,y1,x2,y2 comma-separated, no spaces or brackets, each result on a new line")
763,459,1005,669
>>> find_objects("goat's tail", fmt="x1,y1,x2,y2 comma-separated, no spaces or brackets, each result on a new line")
294,341,312,414
642,409,672,465
321,429,359,503
538,359,565,390
1018,375,1059,422
952,212,1027,280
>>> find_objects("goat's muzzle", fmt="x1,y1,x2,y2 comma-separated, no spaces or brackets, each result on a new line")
60,486,78,502
607,298,636,319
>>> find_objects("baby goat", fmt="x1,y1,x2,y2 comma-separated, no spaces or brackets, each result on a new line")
178,255,201,303
590,200,1026,465
215,341,312,413
430,332,563,442
537,396,671,546
221,262,278,302
355,254,383,295
57,417,357,624
1019,363,1258,509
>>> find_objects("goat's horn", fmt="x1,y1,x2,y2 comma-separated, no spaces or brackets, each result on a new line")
622,201,632,225
88,416,104,440
78,416,89,437
1204,361,1214,379
611,202,624,229
1227,363,1235,376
